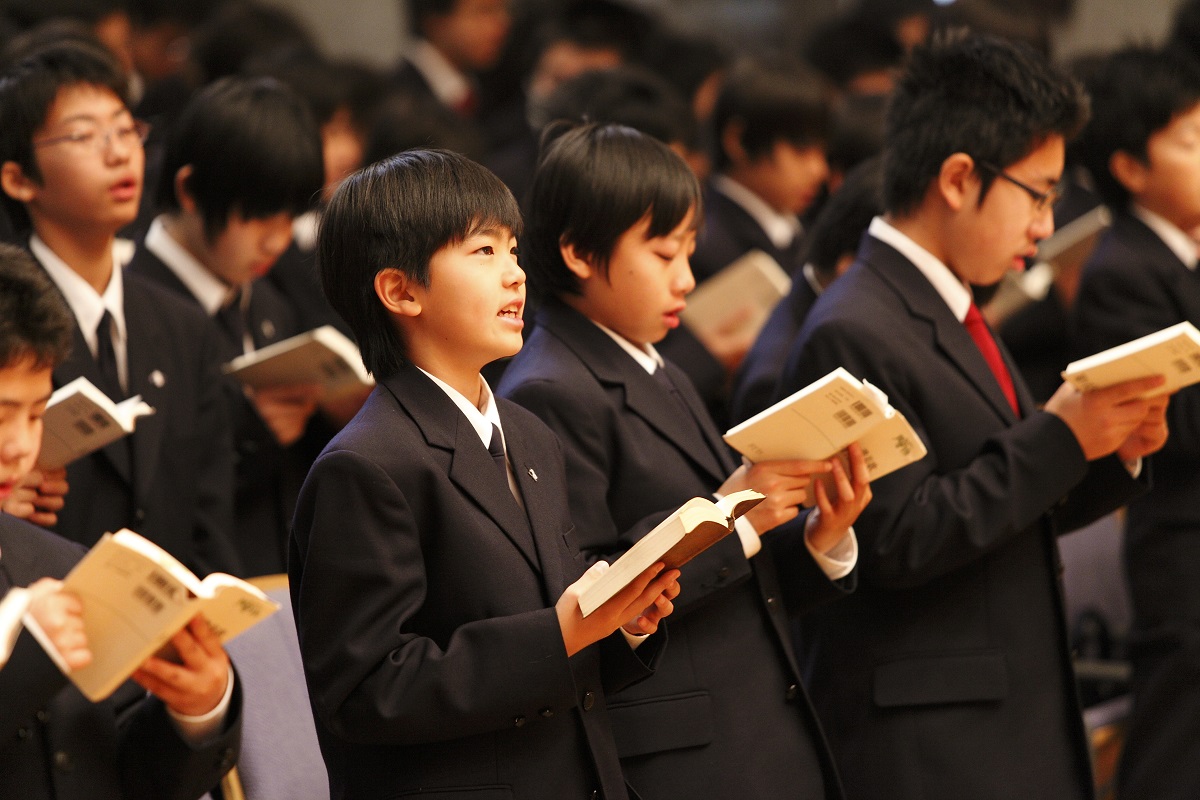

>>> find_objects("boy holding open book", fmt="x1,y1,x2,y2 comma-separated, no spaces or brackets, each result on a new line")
290,148,680,800
0,242,241,800
498,122,870,800
1070,45,1200,798
777,32,1171,800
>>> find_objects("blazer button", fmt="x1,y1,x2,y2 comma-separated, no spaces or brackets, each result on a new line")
134,508,146,523
218,747,236,771
54,751,73,772
765,596,777,607
582,691,596,712
513,715,526,728
539,707,554,718
35,709,49,722
717,566,731,580
785,684,799,702
16,727,30,740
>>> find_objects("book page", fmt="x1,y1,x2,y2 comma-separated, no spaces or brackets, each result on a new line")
1062,322,1200,397
724,368,887,463
224,325,373,396
196,574,280,641
804,409,928,507
38,379,154,469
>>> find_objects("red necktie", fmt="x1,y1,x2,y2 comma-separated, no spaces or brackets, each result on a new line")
963,302,1019,415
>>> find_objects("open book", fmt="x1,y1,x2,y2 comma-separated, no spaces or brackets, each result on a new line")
723,367,927,505
223,325,374,397
1062,321,1200,398
36,529,280,701
579,489,764,617
38,377,154,469
680,250,791,347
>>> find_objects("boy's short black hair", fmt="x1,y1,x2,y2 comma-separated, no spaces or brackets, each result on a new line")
803,156,883,279
711,56,831,173
1071,46,1200,209
188,2,317,85
0,40,127,230
0,242,73,370
883,30,1088,217
538,66,696,148
318,149,522,379
157,76,324,239
525,122,700,302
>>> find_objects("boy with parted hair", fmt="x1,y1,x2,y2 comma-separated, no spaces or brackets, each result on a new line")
0,40,240,576
1070,44,1200,800
290,148,680,800
778,31,1171,800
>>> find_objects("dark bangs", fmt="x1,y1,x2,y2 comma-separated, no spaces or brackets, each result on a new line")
157,76,323,237
526,123,700,301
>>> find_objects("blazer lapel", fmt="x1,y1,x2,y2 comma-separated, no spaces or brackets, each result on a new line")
865,237,1021,425
382,367,542,573
539,303,729,484
503,410,563,597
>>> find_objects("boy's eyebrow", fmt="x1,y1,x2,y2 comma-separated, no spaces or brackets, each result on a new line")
0,390,53,408
53,107,134,127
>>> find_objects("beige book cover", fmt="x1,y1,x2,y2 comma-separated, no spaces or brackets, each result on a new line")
1062,321,1200,397
724,367,927,505
680,250,791,344
49,529,279,701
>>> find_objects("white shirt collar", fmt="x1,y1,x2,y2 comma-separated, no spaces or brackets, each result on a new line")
711,174,802,251
588,318,664,375
1131,204,1199,271
31,234,127,358
417,367,502,449
869,216,973,322
406,39,472,109
292,210,320,253
144,216,235,316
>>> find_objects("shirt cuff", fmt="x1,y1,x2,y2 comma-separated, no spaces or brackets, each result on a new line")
804,516,858,581
712,491,762,559
621,628,650,650
167,663,235,745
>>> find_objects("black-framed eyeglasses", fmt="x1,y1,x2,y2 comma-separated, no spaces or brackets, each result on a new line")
33,119,151,154
977,161,1062,212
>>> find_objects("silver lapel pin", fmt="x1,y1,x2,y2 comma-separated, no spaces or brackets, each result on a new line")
527,468,538,481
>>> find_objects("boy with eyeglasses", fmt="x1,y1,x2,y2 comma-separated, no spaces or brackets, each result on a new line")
0,41,241,578
776,32,1171,800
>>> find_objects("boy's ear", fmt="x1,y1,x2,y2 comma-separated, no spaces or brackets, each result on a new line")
1109,150,1148,196
935,152,977,212
374,268,422,318
1,161,38,203
174,165,198,213
720,119,749,166
559,239,595,281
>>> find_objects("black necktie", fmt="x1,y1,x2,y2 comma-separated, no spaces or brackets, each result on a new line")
216,289,247,355
95,310,124,399
488,424,508,481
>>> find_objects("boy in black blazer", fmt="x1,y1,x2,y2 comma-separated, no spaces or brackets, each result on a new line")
0,242,241,800
778,32,1171,800
0,41,240,576
126,76,327,575
290,148,680,800
499,122,871,800
1070,46,1200,800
